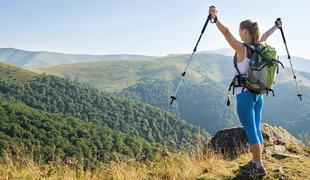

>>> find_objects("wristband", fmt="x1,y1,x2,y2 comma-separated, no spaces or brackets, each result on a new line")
211,16,217,23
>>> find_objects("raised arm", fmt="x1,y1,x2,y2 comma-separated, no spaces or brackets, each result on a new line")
260,19,282,42
209,6,243,54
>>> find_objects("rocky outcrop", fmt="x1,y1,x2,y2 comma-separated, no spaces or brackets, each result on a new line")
210,123,304,159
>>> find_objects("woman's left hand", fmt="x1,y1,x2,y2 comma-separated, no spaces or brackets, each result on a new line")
209,6,217,20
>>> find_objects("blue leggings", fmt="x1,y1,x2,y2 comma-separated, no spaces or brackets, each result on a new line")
236,90,264,145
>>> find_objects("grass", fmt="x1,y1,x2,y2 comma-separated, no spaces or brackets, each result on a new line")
0,62,37,83
1,144,309,180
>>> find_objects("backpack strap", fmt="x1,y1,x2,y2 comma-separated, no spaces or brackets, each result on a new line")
227,46,249,106
233,45,248,75
231,46,249,93
276,60,284,68
266,88,275,97
233,53,241,75
228,76,239,95
243,43,256,52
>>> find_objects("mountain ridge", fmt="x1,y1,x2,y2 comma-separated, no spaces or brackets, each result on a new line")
0,48,159,67
1,47,309,72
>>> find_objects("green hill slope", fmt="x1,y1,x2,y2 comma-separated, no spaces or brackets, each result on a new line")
31,53,310,137
31,54,239,134
0,63,207,151
0,98,153,162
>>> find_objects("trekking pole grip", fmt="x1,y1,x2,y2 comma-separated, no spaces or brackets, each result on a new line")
276,18,287,44
279,28,286,44
275,18,281,28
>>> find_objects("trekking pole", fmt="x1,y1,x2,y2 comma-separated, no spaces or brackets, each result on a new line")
170,12,215,105
276,18,302,101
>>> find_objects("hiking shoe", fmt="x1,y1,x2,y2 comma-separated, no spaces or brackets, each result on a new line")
239,160,256,175
239,160,267,177
255,166,267,177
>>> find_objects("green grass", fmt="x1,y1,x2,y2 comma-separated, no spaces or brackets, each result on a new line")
0,62,37,83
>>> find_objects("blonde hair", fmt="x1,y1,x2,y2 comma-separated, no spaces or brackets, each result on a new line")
240,19,260,44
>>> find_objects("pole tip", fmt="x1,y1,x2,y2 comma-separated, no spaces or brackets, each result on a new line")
297,94,302,101
170,96,177,105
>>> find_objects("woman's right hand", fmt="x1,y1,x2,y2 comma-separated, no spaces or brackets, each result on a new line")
209,6,217,20
275,19,282,28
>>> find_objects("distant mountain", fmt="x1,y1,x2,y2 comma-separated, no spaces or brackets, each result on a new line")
201,49,310,73
279,55,310,73
31,53,310,137
0,48,158,67
164,48,235,58
199,48,235,56
1,47,309,73
202,48,310,73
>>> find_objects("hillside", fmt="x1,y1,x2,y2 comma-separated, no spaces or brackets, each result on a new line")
31,53,310,138
0,62,209,160
0,98,153,161
32,54,239,134
0,61,310,179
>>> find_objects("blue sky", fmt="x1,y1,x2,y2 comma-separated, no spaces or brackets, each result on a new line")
0,1,309,59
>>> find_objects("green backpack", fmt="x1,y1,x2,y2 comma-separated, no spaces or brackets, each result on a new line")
227,43,284,104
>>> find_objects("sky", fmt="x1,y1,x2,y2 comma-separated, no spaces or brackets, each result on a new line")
0,0,309,59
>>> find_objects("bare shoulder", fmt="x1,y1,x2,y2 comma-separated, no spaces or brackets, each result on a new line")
235,44,246,63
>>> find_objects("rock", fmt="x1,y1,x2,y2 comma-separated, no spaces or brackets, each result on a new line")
264,145,287,155
209,126,249,159
261,124,303,146
276,167,285,180
271,153,302,160
210,123,304,159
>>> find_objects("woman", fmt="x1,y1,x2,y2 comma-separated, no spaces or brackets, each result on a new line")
208,6,282,176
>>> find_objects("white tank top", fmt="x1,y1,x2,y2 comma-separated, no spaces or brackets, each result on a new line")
235,46,250,95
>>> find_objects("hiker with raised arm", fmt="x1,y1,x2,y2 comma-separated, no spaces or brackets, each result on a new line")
209,5,282,177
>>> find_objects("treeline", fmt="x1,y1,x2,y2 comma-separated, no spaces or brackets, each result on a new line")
118,80,179,114
0,99,153,162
